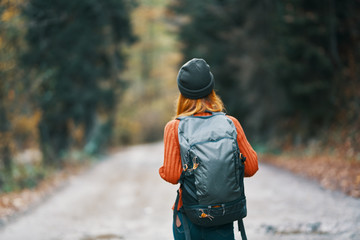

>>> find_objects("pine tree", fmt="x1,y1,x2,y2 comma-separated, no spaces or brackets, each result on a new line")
170,0,251,116
22,0,134,164
170,0,360,146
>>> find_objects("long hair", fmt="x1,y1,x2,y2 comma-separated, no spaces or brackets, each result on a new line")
176,90,225,118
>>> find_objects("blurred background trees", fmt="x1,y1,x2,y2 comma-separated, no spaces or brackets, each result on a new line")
114,0,181,145
0,0,359,193
170,0,360,154
0,0,136,191
22,0,135,163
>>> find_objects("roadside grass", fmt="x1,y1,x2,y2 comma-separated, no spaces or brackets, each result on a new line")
261,150,360,198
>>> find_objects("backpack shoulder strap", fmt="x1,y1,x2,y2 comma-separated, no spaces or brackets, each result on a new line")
173,190,192,240
238,219,248,240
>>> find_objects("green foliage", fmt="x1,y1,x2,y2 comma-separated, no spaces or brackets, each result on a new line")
170,0,360,148
21,0,135,163
0,163,46,193
274,0,334,118
0,0,29,175
170,0,264,126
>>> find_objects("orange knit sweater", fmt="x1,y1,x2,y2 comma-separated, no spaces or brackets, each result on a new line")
159,112,258,210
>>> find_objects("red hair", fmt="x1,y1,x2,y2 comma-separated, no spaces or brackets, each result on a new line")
176,90,225,118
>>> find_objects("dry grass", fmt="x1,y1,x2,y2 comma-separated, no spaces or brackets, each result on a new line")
262,152,360,198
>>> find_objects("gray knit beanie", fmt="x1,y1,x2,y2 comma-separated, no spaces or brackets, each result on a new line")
177,58,215,99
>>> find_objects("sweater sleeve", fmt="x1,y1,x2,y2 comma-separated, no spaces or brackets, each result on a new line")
228,116,259,177
159,120,183,184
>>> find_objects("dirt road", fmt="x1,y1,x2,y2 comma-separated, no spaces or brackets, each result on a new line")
0,142,359,240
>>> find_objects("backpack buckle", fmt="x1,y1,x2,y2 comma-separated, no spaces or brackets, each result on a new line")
184,156,199,172
192,156,199,170
240,153,246,162
199,209,214,220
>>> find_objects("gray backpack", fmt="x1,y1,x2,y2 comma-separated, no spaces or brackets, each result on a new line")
176,112,247,240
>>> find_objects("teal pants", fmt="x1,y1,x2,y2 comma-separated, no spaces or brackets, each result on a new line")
173,211,235,240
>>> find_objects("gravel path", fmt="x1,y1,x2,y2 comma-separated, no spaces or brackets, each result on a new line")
0,142,359,240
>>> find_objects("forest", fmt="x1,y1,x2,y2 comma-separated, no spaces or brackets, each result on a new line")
0,0,359,197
